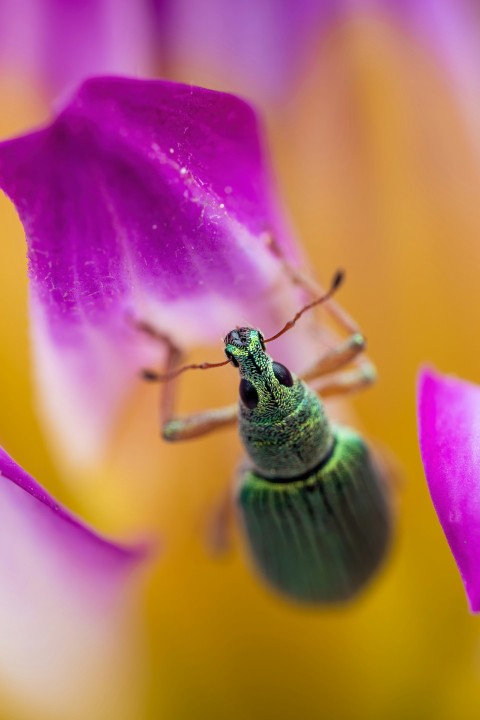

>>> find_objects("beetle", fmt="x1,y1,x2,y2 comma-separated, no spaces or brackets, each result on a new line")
139,258,391,604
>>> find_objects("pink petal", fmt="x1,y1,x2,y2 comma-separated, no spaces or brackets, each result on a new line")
157,0,338,103
0,77,306,468
0,0,152,99
385,0,480,152
0,444,146,716
418,367,480,612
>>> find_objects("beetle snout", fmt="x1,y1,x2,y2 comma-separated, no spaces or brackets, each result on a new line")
224,327,253,348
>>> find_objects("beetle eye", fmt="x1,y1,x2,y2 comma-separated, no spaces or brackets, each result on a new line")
272,361,294,387
225,350,239,367
239,379,259,409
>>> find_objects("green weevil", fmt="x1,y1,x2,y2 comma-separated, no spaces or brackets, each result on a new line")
139,259,391,604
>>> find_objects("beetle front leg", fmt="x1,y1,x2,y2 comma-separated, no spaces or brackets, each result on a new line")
133,319,184,428
265,234,362,336
141,362,238,440
311,363,377,398
136,319,239,441
301,332,367,382
162,404,238,442
265,234,377,385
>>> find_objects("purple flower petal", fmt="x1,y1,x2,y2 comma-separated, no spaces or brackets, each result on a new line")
2,0,479,111
0,0,153,99
418,367,480,612
0,444,145,716
162,0,480,106
385,0,480,142
156,0,339,103
0,77,307,467
0,0,341,104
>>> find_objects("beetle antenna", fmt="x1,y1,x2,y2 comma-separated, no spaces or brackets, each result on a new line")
264,269,344,344
141,358,230,383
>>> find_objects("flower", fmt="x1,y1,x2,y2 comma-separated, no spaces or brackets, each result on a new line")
0,0,331,104
0,0,152,99
418,368,480,613
154,0,337,104
0,445,146,720
3,0,480,113
0,76,313,474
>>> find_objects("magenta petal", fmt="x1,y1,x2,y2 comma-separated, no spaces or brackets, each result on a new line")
0,77,293,323
0,0,152,98
418,368,480,612
157,0,339,103
0,445,145,714
386,0,480,108
0,445,143,572
0,77,300,466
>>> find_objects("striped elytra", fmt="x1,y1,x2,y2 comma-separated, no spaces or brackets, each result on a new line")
237,426,390,603
225,327,391,604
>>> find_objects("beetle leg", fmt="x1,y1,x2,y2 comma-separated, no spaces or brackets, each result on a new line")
162,404,238,442
310,363,377,398
131,319,184,427
142,367,238,440
132,318,181,346
300,333,367,381
204,484,235,556
134,318,239,440
265,235,377,386
265,234,361,336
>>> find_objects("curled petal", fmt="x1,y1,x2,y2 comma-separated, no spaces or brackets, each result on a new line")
0,77,302,467
418,368,480,612
0,445,145,718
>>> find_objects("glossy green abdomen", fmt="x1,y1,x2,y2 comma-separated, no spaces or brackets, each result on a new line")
237,426,390,604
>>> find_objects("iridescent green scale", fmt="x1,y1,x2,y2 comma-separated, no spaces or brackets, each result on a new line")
223,326,391,604
237,426,390,603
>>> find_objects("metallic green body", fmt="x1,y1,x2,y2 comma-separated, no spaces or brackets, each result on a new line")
225,327,390,604
239,370,333,480
237,426,390,603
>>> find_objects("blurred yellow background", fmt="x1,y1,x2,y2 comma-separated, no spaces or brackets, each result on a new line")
1,8,480,720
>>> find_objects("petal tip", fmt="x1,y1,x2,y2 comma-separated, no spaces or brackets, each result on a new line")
467,591,480,614
417,365,480,613
417,364,442,398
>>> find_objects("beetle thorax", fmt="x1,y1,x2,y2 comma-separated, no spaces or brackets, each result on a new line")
239,379,334,480
224,327,334,480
